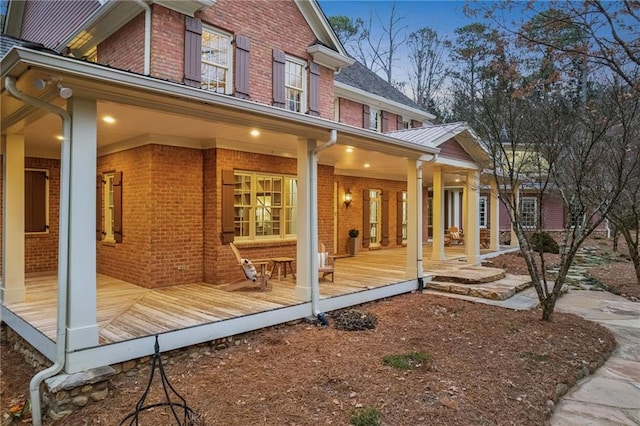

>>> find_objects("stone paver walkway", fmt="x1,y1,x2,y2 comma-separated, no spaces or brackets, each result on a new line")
551,291,640,425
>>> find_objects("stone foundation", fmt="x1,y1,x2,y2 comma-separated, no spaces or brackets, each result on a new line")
1,320,302,422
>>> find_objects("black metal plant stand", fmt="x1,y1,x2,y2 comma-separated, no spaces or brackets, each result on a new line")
120,335,196,426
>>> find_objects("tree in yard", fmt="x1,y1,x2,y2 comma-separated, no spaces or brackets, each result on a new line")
467,1,640,288
329,2,407,84
466,25,639,320
406,27,446,114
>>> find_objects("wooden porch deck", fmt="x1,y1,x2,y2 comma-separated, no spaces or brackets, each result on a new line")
5,245,506,346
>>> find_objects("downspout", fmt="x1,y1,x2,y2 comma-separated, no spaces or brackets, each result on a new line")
134,0,151,75
5,76,71,426
416,153,438,292
311,130,337,319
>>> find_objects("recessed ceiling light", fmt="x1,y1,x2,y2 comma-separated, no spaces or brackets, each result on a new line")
56,135,64,141
103,116,116,124
345,147,353,153
364,163,370,168
455,178,461,182
250,129,260,137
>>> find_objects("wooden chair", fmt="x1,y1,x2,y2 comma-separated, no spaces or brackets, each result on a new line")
448,226,464,245
318,243,334,282
480,228,490,249
226,242,270,291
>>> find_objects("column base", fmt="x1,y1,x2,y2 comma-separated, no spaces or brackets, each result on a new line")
66,324,99,351
294,285,311,302
1,286,26,304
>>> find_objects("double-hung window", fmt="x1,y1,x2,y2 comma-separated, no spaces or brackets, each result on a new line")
569,200,585,228
201,27,232,93
234,171,297,240
369,108,381,131
285,57,306,113
479,196,488,228
401,191,408,242
520,197,538,228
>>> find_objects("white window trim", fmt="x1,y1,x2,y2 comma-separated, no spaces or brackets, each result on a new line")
201,26,233,94
402,191,408,242
234,171,298,241
25,168,50,235
479,195,488,228
285,55,307,113
369,188,382,247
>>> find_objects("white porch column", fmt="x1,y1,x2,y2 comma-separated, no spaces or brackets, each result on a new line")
66,98,99,351
489,180,500,251
465,170,480,264
406,160,423,279
295,138,318,303
511,183,520,248
431,166,445,261
1,134,26,303
455,189,463,230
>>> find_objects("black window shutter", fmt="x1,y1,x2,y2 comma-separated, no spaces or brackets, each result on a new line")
381,190,389,245
308,62,321,116
396,191,404,244
381,110,390,133
362,189,371,248
184,16,203,87
272,49,286,108
362,105,370,129
113,171,123,243
234,34,251,99
96,175,103,240
221,170,235,244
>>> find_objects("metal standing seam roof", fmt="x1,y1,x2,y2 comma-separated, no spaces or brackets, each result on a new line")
386,122,470,147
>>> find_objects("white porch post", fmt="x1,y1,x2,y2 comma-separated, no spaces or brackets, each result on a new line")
295,138,318,304
406,160,423,279
1,134,26,303
455,189,463,230
431,166,445,261
511,183,520,248
66,98,99,351
460,188,466,232
489,180,500,251
465,170,480,264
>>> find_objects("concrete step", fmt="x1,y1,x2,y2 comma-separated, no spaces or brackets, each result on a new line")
426,274,532,301
431,266,506,284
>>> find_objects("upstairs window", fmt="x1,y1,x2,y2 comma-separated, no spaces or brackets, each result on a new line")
201,27,232,94
285,57,306,113
369,108,380,131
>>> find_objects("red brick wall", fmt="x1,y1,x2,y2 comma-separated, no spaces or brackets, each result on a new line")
149,145,204,287
97,11,145,74
335,175,407,255
97,146,153,286
0,155,2,276
25,158,60,274
150,5,184,82
339,98,364,128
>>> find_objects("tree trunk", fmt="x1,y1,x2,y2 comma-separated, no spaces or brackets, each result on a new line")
541,294,557,322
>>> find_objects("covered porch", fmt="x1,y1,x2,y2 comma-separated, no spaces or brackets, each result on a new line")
3,244,518,368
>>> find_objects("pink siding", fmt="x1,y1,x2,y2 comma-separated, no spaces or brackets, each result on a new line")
499,202,511,231
20,0,100,49
540,193,565,230
438,138,474,163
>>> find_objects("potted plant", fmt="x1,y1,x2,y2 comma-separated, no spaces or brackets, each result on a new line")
347,228,360,256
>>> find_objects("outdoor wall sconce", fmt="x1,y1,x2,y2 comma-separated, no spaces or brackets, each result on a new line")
34,77,73,99
344,189,353,208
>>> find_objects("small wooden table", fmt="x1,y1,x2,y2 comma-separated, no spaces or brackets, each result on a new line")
254,260,270,291
270,257,296,281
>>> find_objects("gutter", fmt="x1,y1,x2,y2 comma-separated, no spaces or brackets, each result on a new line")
134,0,151,75
5,76,71,426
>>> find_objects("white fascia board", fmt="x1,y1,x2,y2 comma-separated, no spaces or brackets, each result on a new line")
436,157,481,170
4,0,26,37
153,0,215,16
294,0,349,57
1,47,439,159
334,81,436,122
307,44,354,71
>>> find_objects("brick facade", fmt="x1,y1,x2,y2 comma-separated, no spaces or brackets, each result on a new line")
97,12,145,74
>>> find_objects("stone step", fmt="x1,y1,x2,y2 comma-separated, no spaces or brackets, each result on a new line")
426,274,532,301
431,266,506,284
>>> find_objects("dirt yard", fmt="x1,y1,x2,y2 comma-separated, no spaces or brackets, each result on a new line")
1,237,636,425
